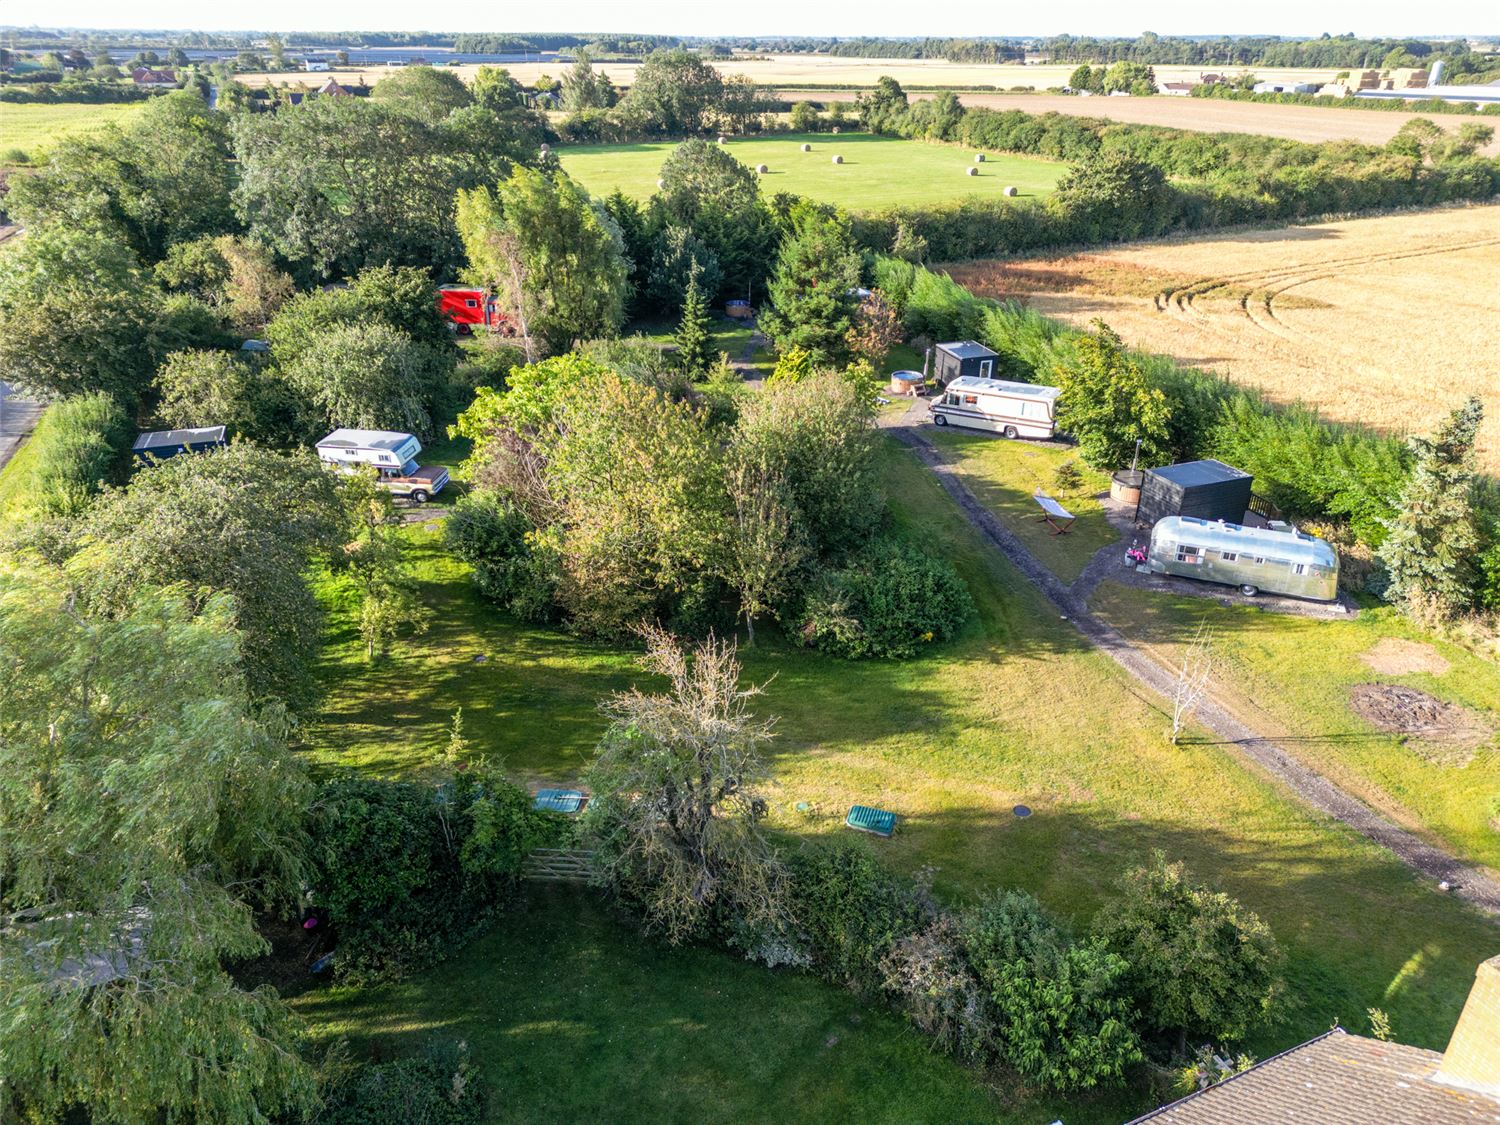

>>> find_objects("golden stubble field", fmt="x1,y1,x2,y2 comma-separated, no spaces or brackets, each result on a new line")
944,206,1500,471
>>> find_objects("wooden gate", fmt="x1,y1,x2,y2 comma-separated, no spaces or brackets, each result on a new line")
521,848,596,883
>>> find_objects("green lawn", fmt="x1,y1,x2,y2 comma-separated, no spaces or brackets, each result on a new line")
927,428,1119,583
1092,581,1500,876
0,102,147,160
292,886,1104,1124
303,434,1500,1096
558,132,1067,211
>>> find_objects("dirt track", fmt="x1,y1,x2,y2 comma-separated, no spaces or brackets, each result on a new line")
778,90,1500,154
880,406,1500,919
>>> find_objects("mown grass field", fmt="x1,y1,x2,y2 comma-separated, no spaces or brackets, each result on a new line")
292,886,1072,1124
301,432,1500,1125
0,102,147,159
558,133,1066,211
926,428,1118,583
1093,582,1500,876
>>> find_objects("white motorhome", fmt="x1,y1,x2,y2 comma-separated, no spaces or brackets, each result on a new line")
315,429,449,503
930,376,1061,439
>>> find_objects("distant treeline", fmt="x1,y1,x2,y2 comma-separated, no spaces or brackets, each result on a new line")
828,38,1025,63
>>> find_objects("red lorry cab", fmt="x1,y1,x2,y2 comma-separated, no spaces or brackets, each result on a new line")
437,285,496,333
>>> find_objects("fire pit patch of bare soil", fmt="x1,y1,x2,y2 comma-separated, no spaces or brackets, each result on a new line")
1349,683,1492,765
1359,638,1452,677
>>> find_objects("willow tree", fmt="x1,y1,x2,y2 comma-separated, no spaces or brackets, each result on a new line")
0,566,316,1124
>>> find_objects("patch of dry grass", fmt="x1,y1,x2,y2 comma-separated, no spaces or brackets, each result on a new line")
946,205,1500,471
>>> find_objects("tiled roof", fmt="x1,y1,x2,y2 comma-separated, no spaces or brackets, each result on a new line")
1128,1030,1500,1124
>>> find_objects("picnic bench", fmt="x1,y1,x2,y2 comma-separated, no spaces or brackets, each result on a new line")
1033,491,1076,536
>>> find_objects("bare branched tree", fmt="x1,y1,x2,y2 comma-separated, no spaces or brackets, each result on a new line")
1170,622,1214,745
585,627,786,944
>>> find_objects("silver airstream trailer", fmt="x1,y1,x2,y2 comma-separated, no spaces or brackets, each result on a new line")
1146,516,1339,601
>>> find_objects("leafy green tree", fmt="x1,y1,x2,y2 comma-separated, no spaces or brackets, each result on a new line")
268,263,453,363
371,64,474,124
1068,64,1100,92
652,138,777,299
1095,854,1283,1050
857,75,909,132
1103,60,1156,94
1052,151,1175,241
456,169,628,354
154,234,295,333
339,477,432,659
234,97,539,279
959,890,1141,1091
586,627,786,944
723,442,806,644
646,224,723,316
562,51,612,110
73,445,347,709
613,48,725,135
1378,397,1484,617
1054,321,1173,469
284,322,448,440
443,491,559,622
4,92,234,262
0,568,317,1125
760,201,863,366
153,349,305,445
731,371,879,556
548,372,726,633
673,260,713,377
789,100,821,131
0,227,162,403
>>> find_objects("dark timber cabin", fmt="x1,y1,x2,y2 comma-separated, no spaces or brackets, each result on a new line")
933,340,1000,386
1136,459,1253,526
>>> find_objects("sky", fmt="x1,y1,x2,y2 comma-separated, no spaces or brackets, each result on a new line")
0,0,1493,39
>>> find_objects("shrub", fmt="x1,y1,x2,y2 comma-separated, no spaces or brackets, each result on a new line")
958,890,1141,1091
19,392,132,517
786,840,933,986
881,915,993,1063
794,536,974,659
444,491,560,622
310,772,560,982
322,1043,485,1125
1093,853,1283,1047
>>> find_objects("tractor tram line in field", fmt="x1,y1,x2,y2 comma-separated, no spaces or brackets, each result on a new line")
880,408,1500,919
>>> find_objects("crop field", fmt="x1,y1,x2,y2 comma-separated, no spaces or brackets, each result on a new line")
558,132,1066,210
0,102,147,159
242,55,1352,94
944,205,1500,472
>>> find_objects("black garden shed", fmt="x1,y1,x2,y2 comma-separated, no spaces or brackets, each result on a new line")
1136,459,1253,526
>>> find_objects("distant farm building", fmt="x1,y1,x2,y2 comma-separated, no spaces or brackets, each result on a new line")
1252,80,1319,94
304,59,330,72
1158,81,1196,96
131,67,178,87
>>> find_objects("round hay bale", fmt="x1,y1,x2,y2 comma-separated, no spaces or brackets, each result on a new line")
717,135,728,144
656,178,666,190
832,126,841,134
1003,185,1018,197
800,143,811,152
832,154,843,164
974,153,985,163
756,163,769,174
967,166,979,177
